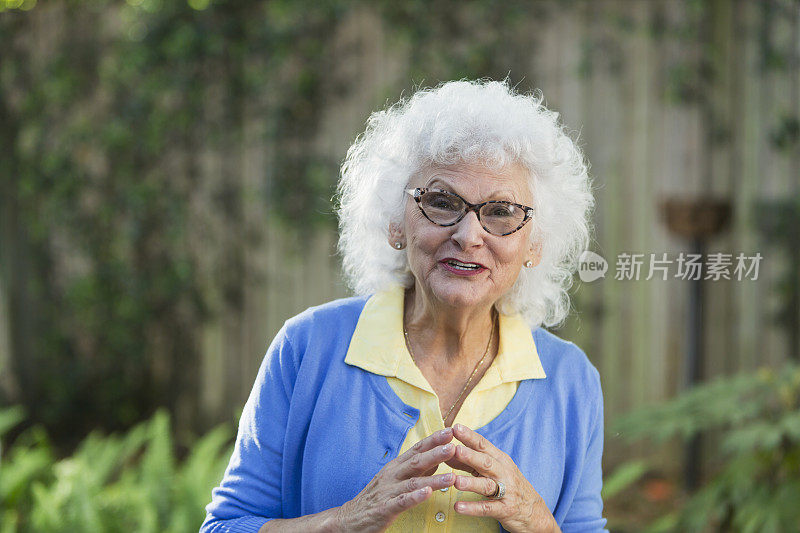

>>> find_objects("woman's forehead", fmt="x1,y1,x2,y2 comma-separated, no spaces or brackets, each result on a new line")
413,161,532,200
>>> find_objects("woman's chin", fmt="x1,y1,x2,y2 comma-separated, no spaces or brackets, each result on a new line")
426,279,495,311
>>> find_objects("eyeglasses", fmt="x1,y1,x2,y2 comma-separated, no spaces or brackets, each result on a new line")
405,188,534,236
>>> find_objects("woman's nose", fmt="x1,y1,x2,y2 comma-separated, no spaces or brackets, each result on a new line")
451,210,485,249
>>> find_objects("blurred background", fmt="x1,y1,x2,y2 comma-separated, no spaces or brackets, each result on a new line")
1,0,799,531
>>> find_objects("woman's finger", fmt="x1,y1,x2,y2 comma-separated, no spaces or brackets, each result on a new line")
449,443,498,478
443,456,481,476
396,472,455,497
396,442,456,478
454,499,503,518
395,427,454,466
384,486,433,515
385,473,456,515
453,474,498,497
452,424,503,460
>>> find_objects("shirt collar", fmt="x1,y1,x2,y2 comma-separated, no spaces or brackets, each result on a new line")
344,285,546,393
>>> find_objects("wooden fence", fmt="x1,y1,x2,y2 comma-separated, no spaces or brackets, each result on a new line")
1,0,798,475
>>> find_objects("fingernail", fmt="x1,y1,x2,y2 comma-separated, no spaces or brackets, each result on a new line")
441,443,453,453
438,428,451,438
442,472,454,482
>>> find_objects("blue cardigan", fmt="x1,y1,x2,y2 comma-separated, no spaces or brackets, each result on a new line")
201,295,608,532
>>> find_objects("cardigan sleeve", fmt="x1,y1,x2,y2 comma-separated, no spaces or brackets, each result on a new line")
560,365,609,533
200,324,298,533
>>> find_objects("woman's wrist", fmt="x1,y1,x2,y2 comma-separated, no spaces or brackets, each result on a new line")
548,513,562,533
258,505,344,533
333,503,348,532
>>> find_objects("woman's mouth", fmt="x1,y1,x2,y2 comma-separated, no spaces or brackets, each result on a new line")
439,258,487,276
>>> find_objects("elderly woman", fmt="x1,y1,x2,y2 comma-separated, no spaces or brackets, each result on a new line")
201,79,606,533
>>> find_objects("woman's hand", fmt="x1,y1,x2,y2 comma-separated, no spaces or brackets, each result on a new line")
336,427,458,533
446,424,561,533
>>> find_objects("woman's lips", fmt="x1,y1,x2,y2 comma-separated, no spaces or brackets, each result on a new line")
439,258,487,276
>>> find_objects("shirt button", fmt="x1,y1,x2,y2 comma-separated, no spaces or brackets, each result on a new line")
440,486,449,492
435,511,446,522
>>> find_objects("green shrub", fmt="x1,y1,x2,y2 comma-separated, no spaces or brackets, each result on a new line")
0,407,233,532
610,362,800,533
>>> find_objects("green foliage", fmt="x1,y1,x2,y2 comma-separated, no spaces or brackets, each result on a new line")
601,459,648,500
0,0,36,13
1,0,356,440
755,197,800,359
0,0,553,445
0,406,233,532
611,362,800,532
0,411,54,530
378,0,545,83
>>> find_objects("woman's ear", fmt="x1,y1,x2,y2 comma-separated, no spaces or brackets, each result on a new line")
527,240,542,267
388,222,405,250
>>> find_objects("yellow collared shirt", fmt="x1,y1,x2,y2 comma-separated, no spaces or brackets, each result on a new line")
345,285,546,532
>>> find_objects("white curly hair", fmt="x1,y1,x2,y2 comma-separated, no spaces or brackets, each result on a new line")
335,79,595,329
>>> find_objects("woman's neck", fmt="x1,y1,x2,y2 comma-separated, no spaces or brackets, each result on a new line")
403,286,496,366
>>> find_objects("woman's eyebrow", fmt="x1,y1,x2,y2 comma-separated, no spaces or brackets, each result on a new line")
426,178,453,191
426,178,518,202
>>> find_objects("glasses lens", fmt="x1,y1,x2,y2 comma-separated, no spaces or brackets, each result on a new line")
480,202,527,235
419,191,464,224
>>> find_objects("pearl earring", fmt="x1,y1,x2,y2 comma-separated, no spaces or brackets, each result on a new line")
394,242,404,249
524,260,533,268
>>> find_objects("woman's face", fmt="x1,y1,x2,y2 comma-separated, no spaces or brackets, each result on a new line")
394,161,539,311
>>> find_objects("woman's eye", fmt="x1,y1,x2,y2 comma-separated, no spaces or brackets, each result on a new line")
427,194,458,210
486,204,515,217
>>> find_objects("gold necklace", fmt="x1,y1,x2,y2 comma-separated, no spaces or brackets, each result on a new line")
403,310,496,425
